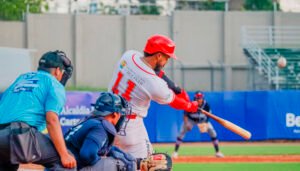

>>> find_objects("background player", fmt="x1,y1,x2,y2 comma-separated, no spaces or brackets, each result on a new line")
64,92,171,171
108,34,199,158
172,91,224,158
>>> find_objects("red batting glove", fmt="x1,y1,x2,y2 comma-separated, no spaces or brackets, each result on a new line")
185,101,198,113
177,90,190,101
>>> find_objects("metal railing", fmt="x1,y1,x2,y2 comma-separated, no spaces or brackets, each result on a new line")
242,26,300,89
242,26,281,89
242,26,300,48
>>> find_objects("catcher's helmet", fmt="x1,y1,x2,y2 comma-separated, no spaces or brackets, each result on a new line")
144,34,177,59
91,92,128,116
194,91,204,100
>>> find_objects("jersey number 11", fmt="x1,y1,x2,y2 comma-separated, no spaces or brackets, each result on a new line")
112,71,136,101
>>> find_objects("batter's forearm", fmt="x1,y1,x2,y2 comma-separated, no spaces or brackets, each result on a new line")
155,69,182,94
161,74,182,94
169,93,198,112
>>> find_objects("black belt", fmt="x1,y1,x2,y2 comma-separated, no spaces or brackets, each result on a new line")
187,115,200,122
0,123,11,130
0,122,37,131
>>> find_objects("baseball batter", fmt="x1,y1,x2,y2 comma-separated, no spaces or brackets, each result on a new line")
172,91,224,158
108,34,199,158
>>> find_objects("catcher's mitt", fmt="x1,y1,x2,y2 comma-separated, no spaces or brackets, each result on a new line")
139,153,172,171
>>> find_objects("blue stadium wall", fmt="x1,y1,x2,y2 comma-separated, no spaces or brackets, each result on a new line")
1,91,300,142
145,91,300,142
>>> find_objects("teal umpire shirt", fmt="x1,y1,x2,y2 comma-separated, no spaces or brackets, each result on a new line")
0,70,66,131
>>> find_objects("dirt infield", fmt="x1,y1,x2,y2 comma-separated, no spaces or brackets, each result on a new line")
153,141,300,147
173,155,300,163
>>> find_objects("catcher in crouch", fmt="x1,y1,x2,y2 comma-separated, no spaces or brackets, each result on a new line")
64,92,172,171
172,91,224,158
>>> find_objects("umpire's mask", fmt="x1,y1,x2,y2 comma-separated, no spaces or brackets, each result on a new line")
38,50,73,86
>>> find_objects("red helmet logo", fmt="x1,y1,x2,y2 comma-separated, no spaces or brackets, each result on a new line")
144,34,177,59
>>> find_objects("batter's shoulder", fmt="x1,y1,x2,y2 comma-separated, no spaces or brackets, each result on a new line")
122,50,143,59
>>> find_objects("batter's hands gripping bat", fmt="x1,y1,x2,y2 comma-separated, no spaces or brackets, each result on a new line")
199,109,252,140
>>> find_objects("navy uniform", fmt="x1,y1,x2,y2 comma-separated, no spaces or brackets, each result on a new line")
64,92,136,171
173,91,224,158
153,71,223,158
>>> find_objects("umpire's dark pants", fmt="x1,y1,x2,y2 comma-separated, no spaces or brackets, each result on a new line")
0,123,75,171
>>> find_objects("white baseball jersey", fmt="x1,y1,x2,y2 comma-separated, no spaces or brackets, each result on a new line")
109,50,175,158
108,50,175,117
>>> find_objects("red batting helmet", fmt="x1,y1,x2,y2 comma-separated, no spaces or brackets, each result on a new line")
144,34,177,59
194,91,204,100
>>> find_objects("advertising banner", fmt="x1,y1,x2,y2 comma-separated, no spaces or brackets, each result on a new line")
60,92,100,133
1,91,299,142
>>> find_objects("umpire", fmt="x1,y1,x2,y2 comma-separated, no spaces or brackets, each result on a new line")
0,50,76,170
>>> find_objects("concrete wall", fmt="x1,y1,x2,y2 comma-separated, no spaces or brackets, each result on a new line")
0,47,33,90
27,14,75,85
223,12,273,90
173,11,223,65
1,12,300,91
0,21,25,48
274,12,300,26
75,15,124,88
125,15,170,51
224,12,273,65
172,11,224,90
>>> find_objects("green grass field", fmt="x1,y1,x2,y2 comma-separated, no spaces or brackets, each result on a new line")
174,163,300,171
153,142,300,171
153,143,300,156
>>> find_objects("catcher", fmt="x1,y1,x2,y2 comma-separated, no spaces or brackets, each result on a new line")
64,92,172,171
172,91,224,158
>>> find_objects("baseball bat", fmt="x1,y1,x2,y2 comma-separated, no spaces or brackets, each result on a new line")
200,109,251,140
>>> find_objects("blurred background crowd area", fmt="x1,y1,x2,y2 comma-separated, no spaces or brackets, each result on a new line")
1,0,300,21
